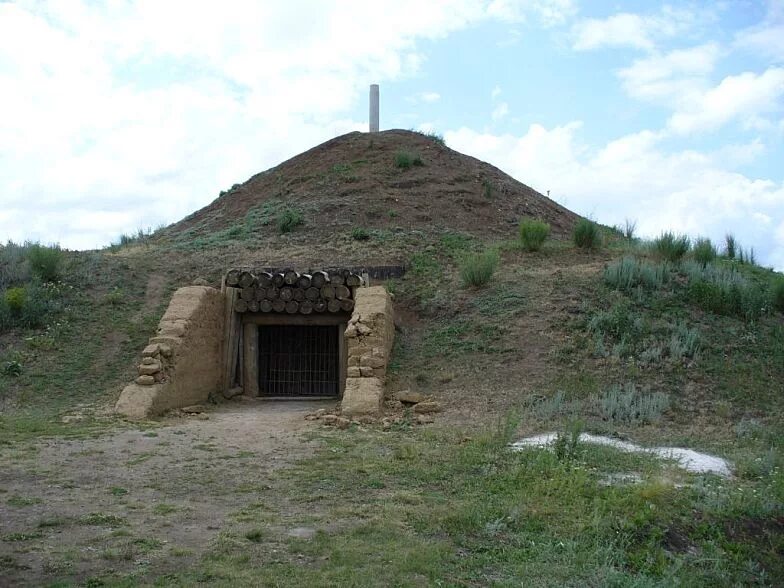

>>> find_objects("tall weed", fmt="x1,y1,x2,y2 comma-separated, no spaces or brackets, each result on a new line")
28,244,63,282
772,277,784,313
692,238,717,267
604,257,669,292
518,219,550,252
653,232,690,263
573,219,601,250
596,384,669,424
459,249,499,288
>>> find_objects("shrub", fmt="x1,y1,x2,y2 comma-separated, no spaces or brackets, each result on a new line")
596,384,669,424
394,151,423,169
4,287,26,315
276,209,303,233
0,241,32,289
653,232,690,263
724,233,737,259
1,360,22,377
587,303,644,343
424,132,445,146
669,322,700,360
684,264,768,321
692,237,717,267
351,228,370,241
603,257,669,292
518,219,550,252
28,244,63,282
771,277,784,313
459,249,499,288
573,219,601,250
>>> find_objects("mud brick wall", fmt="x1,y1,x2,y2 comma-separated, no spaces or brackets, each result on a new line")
115,286,224,419
341,286,394,416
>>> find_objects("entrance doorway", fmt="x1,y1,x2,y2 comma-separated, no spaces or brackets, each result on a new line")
241,315,348,399
258,324,340,397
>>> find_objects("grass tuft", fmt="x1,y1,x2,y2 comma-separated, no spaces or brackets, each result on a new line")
604,257,669,292
351,227,370,241
653,232,690,263
28,244,63,282
573,219,601,250
724,233,737,259
770,277,784,313
276,209,304,234
597,383,670,424
692,237,717,267
518,219,550,252
459,249,499,288
394,151,423,169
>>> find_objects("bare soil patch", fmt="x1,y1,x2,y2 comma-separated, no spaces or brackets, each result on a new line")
0,400,332,586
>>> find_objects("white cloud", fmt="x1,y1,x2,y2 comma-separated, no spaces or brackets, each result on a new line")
618,43,721,103
571,7,698,52
491,102,510,121
445,123,784,270
421,91,441,103
487,0,577,27
0,0,569,249
734,0,784,62
667,67,784,134
491,85,502,99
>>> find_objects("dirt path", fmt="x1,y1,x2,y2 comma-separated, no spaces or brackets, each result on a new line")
0,400,333,586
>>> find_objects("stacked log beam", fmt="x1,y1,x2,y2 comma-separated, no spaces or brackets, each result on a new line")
225,268,364,314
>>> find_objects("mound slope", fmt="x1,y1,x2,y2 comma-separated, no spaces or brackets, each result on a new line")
166,130,579,242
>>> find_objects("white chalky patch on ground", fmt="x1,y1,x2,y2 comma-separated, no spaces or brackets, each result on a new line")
511,433,732,477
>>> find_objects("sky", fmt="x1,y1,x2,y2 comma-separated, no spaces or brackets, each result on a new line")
1,1,783,269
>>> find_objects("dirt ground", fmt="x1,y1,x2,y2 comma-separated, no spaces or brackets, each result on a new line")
0,400,335,586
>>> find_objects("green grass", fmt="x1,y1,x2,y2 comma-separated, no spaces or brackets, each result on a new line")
152,425,783,586
393,150,423,169
518,219,550,252
573,219,601,250
692,237,717,267
350,227,370,241
459,249,499,288
772,277,784,313
27,243,63,282
604,256,669,292
276,208,304,233
653,232,690,263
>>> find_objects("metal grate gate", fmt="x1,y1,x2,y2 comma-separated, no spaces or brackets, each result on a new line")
258,325,340,397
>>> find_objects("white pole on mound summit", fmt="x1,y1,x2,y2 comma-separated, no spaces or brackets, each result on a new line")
369,84,379,133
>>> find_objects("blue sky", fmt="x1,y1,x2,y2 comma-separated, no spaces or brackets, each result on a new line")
1,1,783,268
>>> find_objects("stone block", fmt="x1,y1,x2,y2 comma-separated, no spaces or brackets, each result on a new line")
135,375,156,386
142,344,160,357
360,355,385,369
341,377,384,417
359,366,374,377
347,366,361,378
413,401,441,414
138,361,162,375
348,355,360,367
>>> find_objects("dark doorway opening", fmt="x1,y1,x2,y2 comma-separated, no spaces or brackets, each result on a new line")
258,324,340,397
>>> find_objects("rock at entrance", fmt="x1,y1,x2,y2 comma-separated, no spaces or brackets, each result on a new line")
181,405,207,414
135,375,156,386
396,390,425,405
413,401,441,414
138,360,162,375
341,377,384,417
